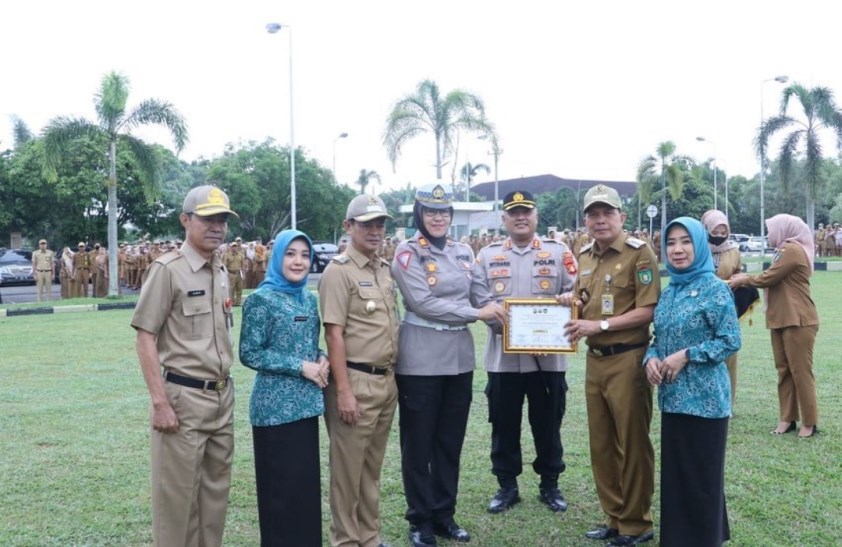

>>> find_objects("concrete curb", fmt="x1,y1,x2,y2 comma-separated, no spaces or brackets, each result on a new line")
0,301,136,318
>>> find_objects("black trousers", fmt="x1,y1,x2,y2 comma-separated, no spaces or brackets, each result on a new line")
660,413,730,547
396,372,473,527
253,418,322,547
486,370,567,487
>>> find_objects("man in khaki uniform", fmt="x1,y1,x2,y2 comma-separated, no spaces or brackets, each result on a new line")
132,185,238,547
72,242,92,297
253,239,267,287
319,194,399,547
382,236,396,263
223,239,244,305
560,185,660,546
32,239,56,302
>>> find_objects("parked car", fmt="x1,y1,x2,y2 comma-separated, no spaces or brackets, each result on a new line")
0,249,36,286
729,233,750,245
310,242,339,273
740,236,768,253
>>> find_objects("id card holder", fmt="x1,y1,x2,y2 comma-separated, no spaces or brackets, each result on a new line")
601,294,614,316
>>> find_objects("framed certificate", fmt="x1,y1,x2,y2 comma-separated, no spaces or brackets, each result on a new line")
503,298,577,354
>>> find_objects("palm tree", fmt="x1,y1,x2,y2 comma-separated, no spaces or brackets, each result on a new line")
757,83,842,230
383,79,496,180
356,169,381,194
637,141,686,234
458,161,491,201
42,71,187,296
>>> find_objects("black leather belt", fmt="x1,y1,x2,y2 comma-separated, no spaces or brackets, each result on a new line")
588,342,647,357
346,361,389,375
164,370,229,391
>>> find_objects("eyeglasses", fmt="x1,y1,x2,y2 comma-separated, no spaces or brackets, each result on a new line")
423,209,452,219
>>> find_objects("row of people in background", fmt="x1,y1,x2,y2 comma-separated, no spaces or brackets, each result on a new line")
814,222,842,256
130,183,820,547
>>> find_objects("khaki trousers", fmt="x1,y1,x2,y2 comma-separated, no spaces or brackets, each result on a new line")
228,273,243,305
770,325,819,427
35,270,52,301
73,269,89,297
586,347,654,537
151,381,234,547
324,369,397,547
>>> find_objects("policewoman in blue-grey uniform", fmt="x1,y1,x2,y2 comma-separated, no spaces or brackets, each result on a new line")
474,190,577,516
391,184,505,547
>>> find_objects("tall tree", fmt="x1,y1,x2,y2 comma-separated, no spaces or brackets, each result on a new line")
757,83,842,230
383,79,496,180
637,141,686,234
41,71,187,296
457,161,491,201
355,169,381,194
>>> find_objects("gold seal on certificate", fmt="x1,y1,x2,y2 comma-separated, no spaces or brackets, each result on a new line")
503,298,577,354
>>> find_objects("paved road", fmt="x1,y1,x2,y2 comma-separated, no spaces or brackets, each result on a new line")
0,274,324,305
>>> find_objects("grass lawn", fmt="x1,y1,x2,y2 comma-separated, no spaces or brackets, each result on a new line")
1,273,840,546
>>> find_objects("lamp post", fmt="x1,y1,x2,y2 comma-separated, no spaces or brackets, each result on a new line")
759,75,788,252
266,22,297,229
696,136,717,210
332,132,348,179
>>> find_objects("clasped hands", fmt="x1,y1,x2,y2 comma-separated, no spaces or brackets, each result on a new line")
645,350,689,386
302,355,330,389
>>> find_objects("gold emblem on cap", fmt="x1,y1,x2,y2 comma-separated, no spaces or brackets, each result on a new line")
432,185,446,200
207,188,225,204
513,192,524,202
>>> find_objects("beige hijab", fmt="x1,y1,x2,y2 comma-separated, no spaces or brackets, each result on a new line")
700,209,739,253
766,214,814,273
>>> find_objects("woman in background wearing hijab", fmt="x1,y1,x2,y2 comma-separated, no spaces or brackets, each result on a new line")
730,214,820,438
391,184,505,547
645,217,740,547
701,209,743,405
239,229,330,546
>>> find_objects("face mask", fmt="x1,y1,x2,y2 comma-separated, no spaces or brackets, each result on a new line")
708,234,728,246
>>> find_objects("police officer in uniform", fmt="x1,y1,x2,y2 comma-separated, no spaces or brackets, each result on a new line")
131,185,238,547
32,239,56,302
223,239,245,305
319,194,399,547
560,184,659,546
392,184,505,547
475,190,578,516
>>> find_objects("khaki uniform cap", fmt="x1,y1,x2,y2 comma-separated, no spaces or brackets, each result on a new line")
583,184,622,212
183,185,239,218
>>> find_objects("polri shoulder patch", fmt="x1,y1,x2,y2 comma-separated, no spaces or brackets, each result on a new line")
396,250,412,270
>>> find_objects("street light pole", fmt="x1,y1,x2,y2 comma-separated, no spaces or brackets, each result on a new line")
266,22,297,229
696,136,717,210
332,132,348,179
759,75,788,252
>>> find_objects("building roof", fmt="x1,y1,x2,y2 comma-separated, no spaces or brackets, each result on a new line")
471,174,637,201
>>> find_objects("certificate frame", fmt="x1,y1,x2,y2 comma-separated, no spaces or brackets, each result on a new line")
502,298,578,354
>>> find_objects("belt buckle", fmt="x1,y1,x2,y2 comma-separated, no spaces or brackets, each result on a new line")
214,379,227,391
592,348,603,357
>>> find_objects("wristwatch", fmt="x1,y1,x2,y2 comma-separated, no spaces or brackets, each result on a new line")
600,320,610,332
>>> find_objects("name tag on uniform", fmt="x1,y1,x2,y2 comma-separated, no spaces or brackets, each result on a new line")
601,294,614,315
358,281,373,287
294,316,308,322
187,290,206,297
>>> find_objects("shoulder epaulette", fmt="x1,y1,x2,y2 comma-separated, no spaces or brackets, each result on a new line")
487,240,503,248
331,254,350,264
625,237,645,249
579,242,594,254
156,251,182,265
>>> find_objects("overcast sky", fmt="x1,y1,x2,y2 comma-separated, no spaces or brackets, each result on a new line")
3,0,841,195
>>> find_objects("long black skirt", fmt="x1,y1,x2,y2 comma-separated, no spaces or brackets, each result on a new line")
253,417,322,547
660,413,730,547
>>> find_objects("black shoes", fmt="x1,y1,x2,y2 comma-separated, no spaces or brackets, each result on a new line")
585,526,619,541
538,487,568,512
433,521,471,543
408,525,437,547
487,487,521,513
606,531,654,545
